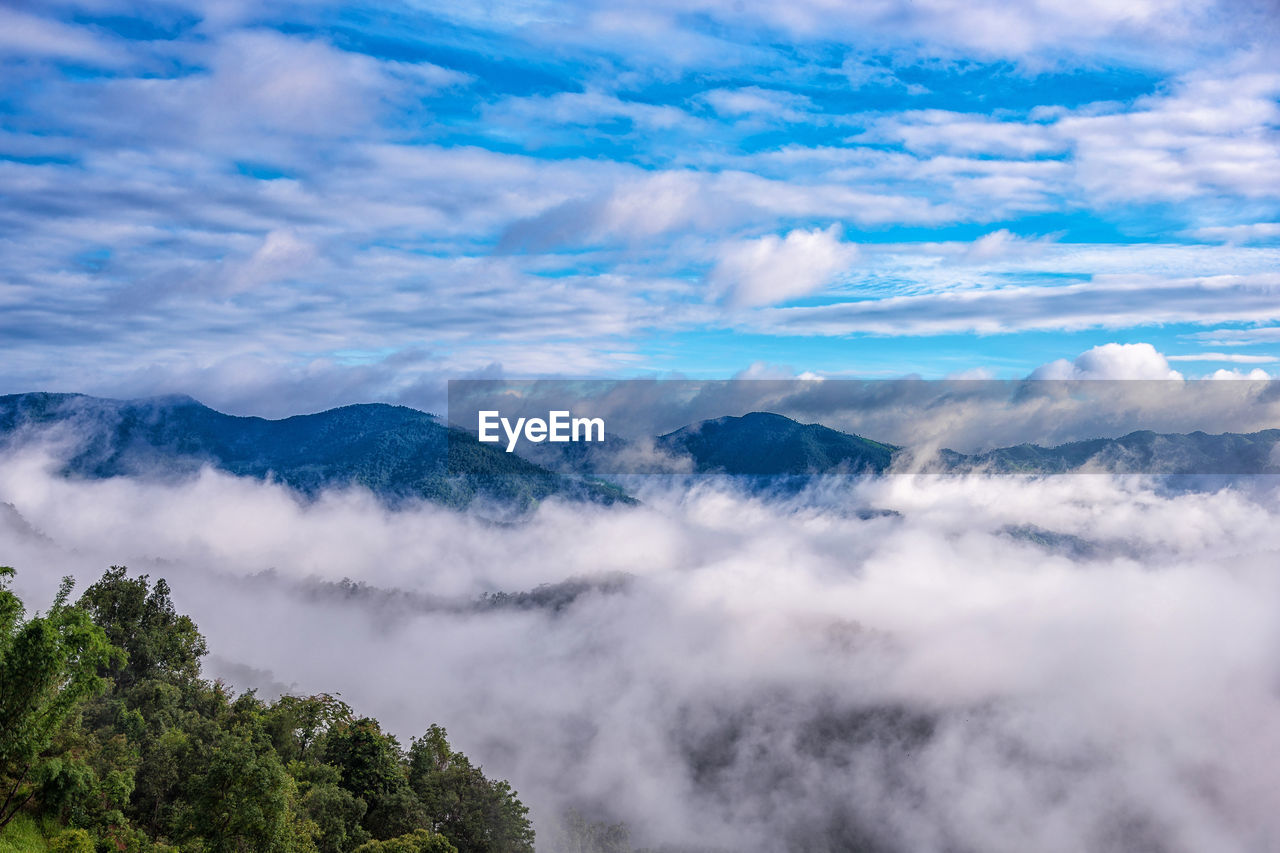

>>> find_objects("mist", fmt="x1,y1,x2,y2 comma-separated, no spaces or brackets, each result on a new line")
3,443,1280,852
447,378,1280,454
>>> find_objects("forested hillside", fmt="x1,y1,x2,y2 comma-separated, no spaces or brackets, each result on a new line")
0,393,631,511
657,412,897,476
0,565,535,853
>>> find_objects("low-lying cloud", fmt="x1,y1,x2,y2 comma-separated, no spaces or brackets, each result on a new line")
3,444,1280,851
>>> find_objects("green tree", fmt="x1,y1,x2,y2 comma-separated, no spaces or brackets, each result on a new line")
187,724,311,853
77,567,206,689
354,827,458,853
291,761,371,853
407,726,534,853
49,827,94,853
322,718,422,840
0,568,121,831
1,566,539,853
266,694,353,764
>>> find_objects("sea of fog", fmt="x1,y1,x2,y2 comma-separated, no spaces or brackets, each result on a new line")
3,445,1279,852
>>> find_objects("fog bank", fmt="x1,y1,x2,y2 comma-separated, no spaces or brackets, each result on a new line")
3,446,1279,852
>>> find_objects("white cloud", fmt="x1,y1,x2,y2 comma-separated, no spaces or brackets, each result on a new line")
423,0,1275,71
1058,68,1280,203
654,0,1268,65
945,367,997,379
1187,223,1280,244
875,110,1063,157
840,56,906,89
1185,327,1280,346
757,273,1280,336
708,224,858,307
732,361,824,380
498,167,958,252
203,30,465,136
958,228,1060,263
1029,343,1184,379
222,229,317,294
0,7,128,65
699,86,814,120
7,449,1280,849
841,63,1280,209
4,1,1279,404
1166,353,1277,363
1207,367,1273,379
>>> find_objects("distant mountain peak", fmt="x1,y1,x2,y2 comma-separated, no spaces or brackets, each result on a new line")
138,392,204,407
659,410,896,476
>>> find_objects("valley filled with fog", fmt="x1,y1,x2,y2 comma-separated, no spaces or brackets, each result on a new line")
3,443,1278,852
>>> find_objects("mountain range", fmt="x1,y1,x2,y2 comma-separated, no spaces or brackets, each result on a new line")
1,393,1277,510
0,392,630,511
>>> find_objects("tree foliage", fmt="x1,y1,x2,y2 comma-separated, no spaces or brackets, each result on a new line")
408,726,535,853
0,566,535,853
0,568,121,832
355,827,458,853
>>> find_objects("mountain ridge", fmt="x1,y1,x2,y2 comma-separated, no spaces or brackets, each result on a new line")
657,411,898,476
0,392,633,510
3,394,1278,509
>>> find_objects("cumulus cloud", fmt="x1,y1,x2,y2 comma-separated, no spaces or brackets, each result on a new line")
1208,367,1273,379
731,362,824,380
5,442,1280,850
708,225,857,307
959,228,1054,263
1029,343,1184,380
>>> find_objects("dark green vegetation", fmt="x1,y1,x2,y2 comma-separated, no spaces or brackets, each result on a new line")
0,393,632,511
660,412,1280,477
3,394,1278,507
0,566,535,853
939,428,1280,474
657,412,897,476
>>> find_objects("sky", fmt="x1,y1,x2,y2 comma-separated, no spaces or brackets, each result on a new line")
2,0,1280,415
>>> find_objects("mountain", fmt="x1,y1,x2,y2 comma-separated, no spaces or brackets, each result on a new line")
657,411,898,476
4,394,1276,511
587,410,1279,480
939,428,1280,475
0,392,633,510
651,410,1280,478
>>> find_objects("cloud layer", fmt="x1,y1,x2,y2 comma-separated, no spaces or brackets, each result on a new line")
4,443,1280,850
1,1,1278,407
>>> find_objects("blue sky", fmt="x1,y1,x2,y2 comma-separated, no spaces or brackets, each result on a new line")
1,0,1279,415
